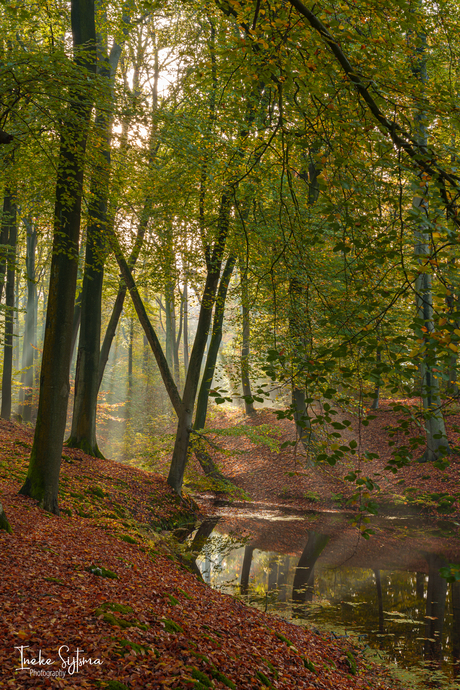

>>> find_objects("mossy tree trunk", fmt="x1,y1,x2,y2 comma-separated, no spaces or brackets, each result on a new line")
0,502,12,533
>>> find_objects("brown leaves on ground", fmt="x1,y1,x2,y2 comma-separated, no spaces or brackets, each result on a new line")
0,419,406,689
186,402,460,521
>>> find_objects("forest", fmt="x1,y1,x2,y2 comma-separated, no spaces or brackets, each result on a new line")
2,0,460,687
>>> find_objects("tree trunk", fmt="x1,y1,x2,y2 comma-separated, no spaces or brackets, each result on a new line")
183,278,189,376
68,109,110,458
0,191,12,302
19,0,96,514
241,263,255,416
20,217,37,422
68,13,131,456
167,192,231,493
195,255,236,430
412,40,449,460
165,280,179,385
192,255,236,483
97,196,153,392
0,502,12,533
1,189,17,420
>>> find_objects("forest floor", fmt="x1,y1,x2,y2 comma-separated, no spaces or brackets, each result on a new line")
2,399,460,689
179,399,460,521
0,414,412,690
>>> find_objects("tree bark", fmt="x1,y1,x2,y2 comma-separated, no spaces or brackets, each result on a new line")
192,255,236,483
167,192,231,493
0,502,12,533
241,262,255,416
1,190,17,420
19,0,96,514
20,217,37,422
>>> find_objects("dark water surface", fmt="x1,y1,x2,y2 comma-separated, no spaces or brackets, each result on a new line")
192,504,460,688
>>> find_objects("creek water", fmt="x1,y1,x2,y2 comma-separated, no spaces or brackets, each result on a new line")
192,504,460,688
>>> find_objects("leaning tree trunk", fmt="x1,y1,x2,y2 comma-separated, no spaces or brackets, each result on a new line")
1,189,17,420
167,192,231,494
19,0,96,514
97,64,160,391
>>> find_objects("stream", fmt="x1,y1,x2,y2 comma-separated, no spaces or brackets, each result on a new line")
191,503,460,688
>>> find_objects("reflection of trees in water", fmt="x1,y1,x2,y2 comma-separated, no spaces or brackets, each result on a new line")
424,553,448,667
292,532,329,617
452,581,460,679
195,515,460,681
374,569,384,634
240,545,254,596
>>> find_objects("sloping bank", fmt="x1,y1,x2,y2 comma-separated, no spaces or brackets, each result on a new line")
0,419,404,689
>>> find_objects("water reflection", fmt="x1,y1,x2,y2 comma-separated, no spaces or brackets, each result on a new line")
193,511,460,684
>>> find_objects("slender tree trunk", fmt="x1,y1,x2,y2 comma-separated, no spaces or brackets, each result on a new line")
1,190,17,420
20,217,37,422
371,347,381,410
127,317,134,411
241,265,255,416
183,278,189,375
68,11,131,456
412,34,449,463
167,192,231,493
68,106,110,458
193,255,236,482
0,191,12,302
195,255,236,430
165,281,178,384
19,0,96,514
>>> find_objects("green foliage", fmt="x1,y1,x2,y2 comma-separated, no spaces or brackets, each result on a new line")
439,564,460,583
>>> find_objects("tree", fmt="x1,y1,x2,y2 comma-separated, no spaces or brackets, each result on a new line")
68,4,130,457
1,184,17,420
19,0,97,514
